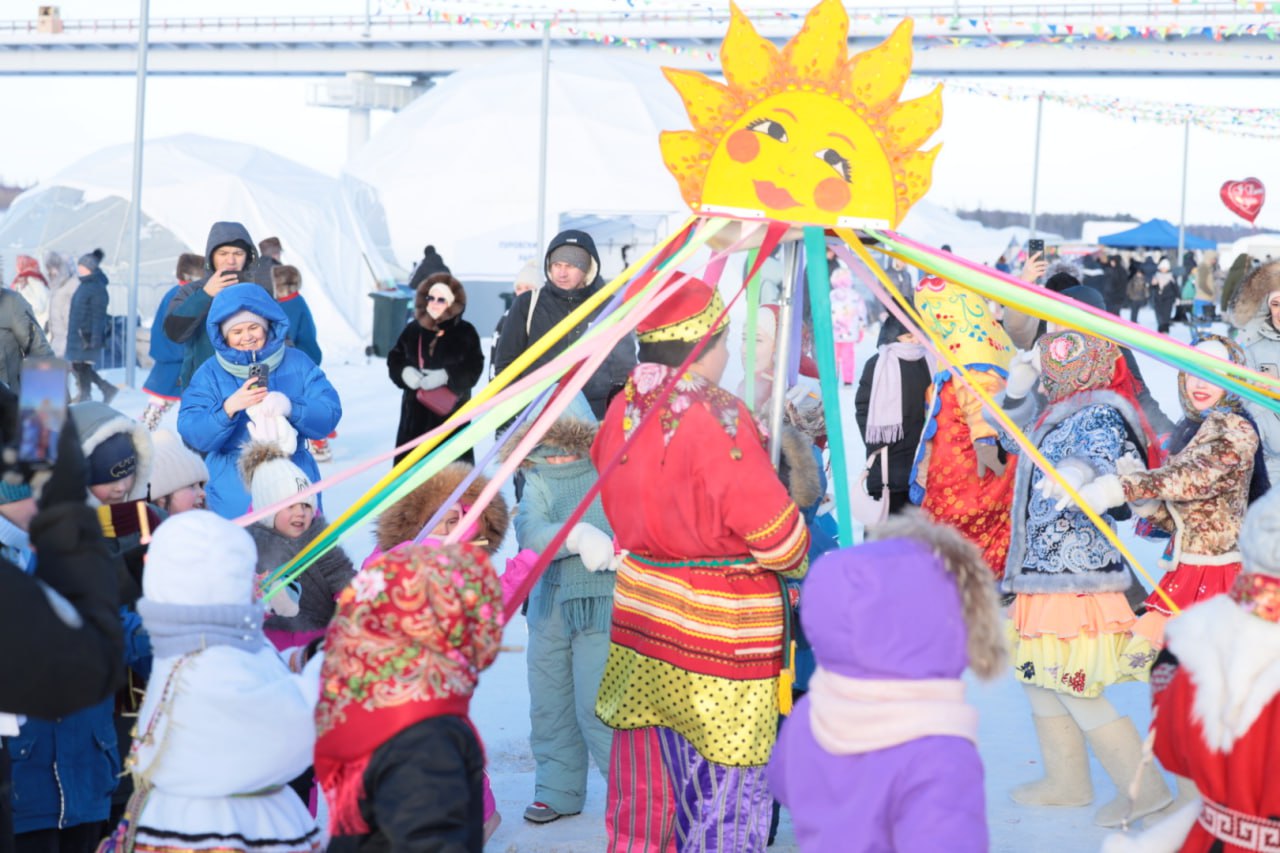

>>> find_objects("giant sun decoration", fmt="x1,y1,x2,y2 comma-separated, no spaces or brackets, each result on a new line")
659,0,943,230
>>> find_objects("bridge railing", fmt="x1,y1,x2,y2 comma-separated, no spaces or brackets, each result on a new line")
0,2,1267,36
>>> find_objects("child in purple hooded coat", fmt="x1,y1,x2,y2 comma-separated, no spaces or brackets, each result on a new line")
767,510,1006,852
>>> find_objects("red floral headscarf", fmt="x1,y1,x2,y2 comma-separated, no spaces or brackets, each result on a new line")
314,542,503,835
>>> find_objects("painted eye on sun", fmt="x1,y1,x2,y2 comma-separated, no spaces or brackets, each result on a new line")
816,148,852,183
745,118,788,143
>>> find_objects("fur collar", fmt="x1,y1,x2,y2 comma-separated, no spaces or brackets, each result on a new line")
500,416,598,467
374,462,508,553
1230,260,1280,329
1165,594,1280,752
778,426,823,511
414,273,466,330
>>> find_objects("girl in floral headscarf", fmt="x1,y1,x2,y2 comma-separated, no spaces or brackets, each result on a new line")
999,331,1171,828
314,542,503,852
1063,334,1270,648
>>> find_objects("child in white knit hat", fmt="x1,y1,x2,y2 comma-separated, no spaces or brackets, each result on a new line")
107,509,322,853
239,441,354,651
147,429,209,514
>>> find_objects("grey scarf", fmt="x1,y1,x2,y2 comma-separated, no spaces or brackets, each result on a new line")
137,599,267,657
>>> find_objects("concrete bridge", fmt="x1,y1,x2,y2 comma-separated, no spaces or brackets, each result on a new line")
1,4,1277,78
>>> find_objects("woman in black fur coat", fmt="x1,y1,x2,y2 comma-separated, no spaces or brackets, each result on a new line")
387,273,484,465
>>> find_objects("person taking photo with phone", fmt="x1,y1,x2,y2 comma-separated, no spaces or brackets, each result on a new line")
162,222,258,390
177,284,340,518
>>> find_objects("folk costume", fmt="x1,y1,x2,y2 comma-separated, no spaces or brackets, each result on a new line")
315,543,503,853
591,279,810,853
108,511,321,853
768,512,1005,853
1080,336,1268,649
999,331,1171,827
910,274,1017,577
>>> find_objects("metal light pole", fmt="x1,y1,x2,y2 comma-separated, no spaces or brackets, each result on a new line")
535,22,552,255
1177,119,1190,274
1029,93,1044,239
124,0,150,387
768,241,798,468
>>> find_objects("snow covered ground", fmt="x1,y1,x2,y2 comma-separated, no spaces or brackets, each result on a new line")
103,302,1208,852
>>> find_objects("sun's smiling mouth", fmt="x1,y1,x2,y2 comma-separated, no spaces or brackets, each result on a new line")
753,180,800,209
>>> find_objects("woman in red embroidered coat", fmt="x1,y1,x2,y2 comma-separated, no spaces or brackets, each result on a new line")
1118,487,1280,853
591,278,810,853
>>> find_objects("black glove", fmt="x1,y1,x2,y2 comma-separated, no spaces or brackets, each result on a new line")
0,381,17,447
38,418,88,510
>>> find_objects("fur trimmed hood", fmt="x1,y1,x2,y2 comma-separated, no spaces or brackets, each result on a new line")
867,509,1007,680
501,416,598,467
374,462,508,553
805,508,1006,681
1165,593,1280,752
414,273,467,330
1231,259,1280,329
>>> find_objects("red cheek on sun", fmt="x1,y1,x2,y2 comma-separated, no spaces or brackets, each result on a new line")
814,177,851,212
726,130,759,163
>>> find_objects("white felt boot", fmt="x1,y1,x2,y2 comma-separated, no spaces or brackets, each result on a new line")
1087,718,1174,828
1010,714,1094,807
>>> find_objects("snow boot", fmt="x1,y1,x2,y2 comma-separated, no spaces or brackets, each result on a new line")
1086,717,1173,828
1141,774,1199,829
1010,714,1093,807
309,438,332,463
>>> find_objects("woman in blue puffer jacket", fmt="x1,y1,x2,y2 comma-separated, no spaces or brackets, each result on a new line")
178,284,341,518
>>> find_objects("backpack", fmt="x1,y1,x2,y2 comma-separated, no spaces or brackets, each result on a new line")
1126,272,1148,303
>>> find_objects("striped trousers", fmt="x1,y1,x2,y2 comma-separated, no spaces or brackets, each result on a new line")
606,728,677,853
657,728,772,853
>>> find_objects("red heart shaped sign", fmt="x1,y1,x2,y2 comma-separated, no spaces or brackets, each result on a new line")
1221,177,1265,224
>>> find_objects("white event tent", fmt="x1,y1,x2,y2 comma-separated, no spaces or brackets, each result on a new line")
0,134,399,361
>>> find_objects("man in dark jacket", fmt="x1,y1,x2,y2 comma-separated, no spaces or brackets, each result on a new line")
162,222,257,389
490,230,636,420
250,235,282,295
407,245,450,292
0,411,126,853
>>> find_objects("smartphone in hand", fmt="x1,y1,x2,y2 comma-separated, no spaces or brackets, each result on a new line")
1028,238,1045,256
16,358,70,470
248,363,270,390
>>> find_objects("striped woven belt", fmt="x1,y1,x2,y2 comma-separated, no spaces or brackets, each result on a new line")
1199,798,1280,852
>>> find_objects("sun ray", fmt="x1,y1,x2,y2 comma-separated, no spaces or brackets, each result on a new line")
663,68,739,137
782,0,851,87
720,2,783,95
886,86,943,152
845,20,915,111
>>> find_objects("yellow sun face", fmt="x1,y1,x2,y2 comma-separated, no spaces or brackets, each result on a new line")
660,0,942,229
702,91,897,224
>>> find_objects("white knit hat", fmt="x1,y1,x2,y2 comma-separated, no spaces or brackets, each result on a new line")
1240,487,1280,578
148,430,209,500
219,309,267,336
143,510,258,606
238,441,316,521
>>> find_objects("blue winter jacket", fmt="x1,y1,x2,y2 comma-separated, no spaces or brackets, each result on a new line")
277,293,321,366
64,269,109,363
177,285,341,517
142,283,185,399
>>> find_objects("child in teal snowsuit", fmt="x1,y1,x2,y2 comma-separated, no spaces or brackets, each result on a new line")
508,395,617,824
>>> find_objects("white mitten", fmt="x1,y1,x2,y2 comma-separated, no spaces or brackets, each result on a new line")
1114,453,1161,515
420,368,449,391
257,391,292,418
1036,457,1096,506
401,366,423,389
1068,474,1127,516
246,411,298,456
266,582,300,618
1004,348,1042,400
565,523,615,572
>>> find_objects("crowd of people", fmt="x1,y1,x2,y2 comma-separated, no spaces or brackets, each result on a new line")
0,220,1278,853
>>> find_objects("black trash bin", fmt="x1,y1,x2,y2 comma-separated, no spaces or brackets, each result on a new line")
367,287,414,357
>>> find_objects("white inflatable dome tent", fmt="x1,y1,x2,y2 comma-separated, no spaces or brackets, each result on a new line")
0,134,399,361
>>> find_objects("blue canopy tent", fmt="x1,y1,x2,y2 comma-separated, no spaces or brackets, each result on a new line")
1097,218,1216,250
